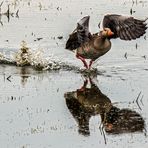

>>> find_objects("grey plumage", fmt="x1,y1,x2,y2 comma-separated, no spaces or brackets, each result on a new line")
66,16,91,50
103,14,147,40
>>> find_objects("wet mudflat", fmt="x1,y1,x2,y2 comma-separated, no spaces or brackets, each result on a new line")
0,0,148,148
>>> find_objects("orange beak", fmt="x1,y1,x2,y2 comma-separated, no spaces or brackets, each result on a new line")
107,30,114,36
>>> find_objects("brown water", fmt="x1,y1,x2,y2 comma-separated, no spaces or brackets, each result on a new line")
0,0,148,148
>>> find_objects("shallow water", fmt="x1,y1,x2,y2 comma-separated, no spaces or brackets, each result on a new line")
0,0,148,148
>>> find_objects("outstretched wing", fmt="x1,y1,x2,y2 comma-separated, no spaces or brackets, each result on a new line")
66,16,91,50
65,32,80,50
102,14,147,40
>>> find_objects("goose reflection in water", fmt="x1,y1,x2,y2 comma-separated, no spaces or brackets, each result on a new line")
64,77,145,136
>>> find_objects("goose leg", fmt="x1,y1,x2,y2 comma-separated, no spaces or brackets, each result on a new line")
76,54,88,69
89,60,94,69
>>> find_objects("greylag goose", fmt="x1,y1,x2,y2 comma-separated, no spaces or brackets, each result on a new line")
66,15,147,69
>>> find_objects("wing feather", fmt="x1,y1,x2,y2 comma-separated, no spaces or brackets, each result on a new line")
66,16,91,50
103,14,147,40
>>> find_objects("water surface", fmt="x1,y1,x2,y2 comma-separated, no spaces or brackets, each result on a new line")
0,0,148,148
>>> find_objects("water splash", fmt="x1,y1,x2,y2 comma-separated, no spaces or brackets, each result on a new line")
14,41,32,66
0,50,16,64
0,41,61,70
